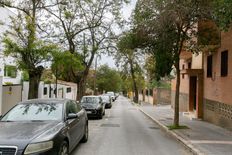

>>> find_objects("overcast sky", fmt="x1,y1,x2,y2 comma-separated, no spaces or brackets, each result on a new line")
98,0,137,68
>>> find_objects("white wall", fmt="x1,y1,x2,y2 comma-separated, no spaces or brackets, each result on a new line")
22,82,29,101
191,53,203,69
0,77,3,114
22,81,77,101
0,7,22,84
2,85,22,115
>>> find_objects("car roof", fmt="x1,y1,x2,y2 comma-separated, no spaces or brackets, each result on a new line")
101,95,110,97
18,98,70,105
82,95,99,98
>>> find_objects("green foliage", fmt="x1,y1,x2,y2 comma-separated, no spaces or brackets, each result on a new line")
22,71,29,81
41,69,55,84
51,51,84,81
94,65,122,93
4,65,17,78
120,71,145,93
2,11,58,73
151,80,171,89
212,0,232,30
4,82,13,85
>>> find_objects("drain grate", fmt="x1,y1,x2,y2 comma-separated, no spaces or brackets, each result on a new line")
149,127,160,130
101,123,120,127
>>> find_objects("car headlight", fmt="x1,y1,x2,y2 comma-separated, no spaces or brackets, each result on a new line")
24,141,53,154
97,105,101,110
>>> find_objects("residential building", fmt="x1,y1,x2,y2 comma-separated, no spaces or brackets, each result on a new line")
0,7,22,85
171,20,232,130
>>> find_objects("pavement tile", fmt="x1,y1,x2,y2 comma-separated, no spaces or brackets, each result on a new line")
137,103,232,155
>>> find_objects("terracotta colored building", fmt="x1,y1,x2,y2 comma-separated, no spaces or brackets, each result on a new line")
171,21,232,130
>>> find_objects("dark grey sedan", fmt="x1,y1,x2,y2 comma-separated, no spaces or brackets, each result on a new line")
80,96,105,119
0,99,88,155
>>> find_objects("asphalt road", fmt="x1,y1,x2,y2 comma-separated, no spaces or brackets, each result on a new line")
72,96,191,155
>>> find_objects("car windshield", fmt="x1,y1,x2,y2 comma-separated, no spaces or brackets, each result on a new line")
107,92,114,95
81,97,98,104
1,103,63,121
101,96,110,102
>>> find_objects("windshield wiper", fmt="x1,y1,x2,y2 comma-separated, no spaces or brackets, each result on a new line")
0,120,14,122
30,120,45,122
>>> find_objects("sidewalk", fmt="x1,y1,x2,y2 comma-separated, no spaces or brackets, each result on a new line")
137,103,232,155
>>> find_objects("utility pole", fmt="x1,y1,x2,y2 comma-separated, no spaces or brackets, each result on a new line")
94,56,97,95
55,65,58,98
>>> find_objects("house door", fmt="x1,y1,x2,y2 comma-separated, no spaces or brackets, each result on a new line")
189,76,197,111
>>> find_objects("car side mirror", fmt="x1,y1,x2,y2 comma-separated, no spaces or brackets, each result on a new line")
67,113,78,120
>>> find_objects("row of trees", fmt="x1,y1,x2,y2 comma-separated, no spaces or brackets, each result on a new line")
86,64,122,94
0,0,128,100
116,0,232,127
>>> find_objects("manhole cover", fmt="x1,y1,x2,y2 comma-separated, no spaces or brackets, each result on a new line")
101,124,120,127
149,127,160,130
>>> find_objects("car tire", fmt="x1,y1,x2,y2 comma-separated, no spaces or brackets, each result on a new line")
59,141,69,155
99,114,103,119
81,124,88,143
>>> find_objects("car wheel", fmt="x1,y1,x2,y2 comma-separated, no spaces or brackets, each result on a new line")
59,141,69,155
99,114,103,119
81,124,88,143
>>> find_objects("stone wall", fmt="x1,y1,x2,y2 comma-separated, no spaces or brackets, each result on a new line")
204,99,232,131
171,91,189,112
154,88,171,105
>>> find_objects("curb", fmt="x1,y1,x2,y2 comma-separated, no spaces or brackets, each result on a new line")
138,107,205,155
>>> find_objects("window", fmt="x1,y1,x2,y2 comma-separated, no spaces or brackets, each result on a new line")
44,87,48,95
207,55,213,78
66,101,78,115
221,50,228,77
4,65,17,78
182,74,185,79
182,64,185,70
66,87,72,93
188,62,192,69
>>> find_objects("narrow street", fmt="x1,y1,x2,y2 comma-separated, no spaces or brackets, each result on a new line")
72,96,191,155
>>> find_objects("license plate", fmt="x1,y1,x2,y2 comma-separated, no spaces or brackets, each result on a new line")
86,111,92,114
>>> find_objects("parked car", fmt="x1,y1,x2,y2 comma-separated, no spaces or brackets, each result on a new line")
80,96,105,119
101,95,112,108
106,92,116,101
0,99,88,155
115,93,120,99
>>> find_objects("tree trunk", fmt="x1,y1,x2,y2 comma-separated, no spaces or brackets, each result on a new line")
28,73,40,99
77,82,83,101
28,67,44,99
174,60,180,126
130,61,138,103
76,77,87,101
